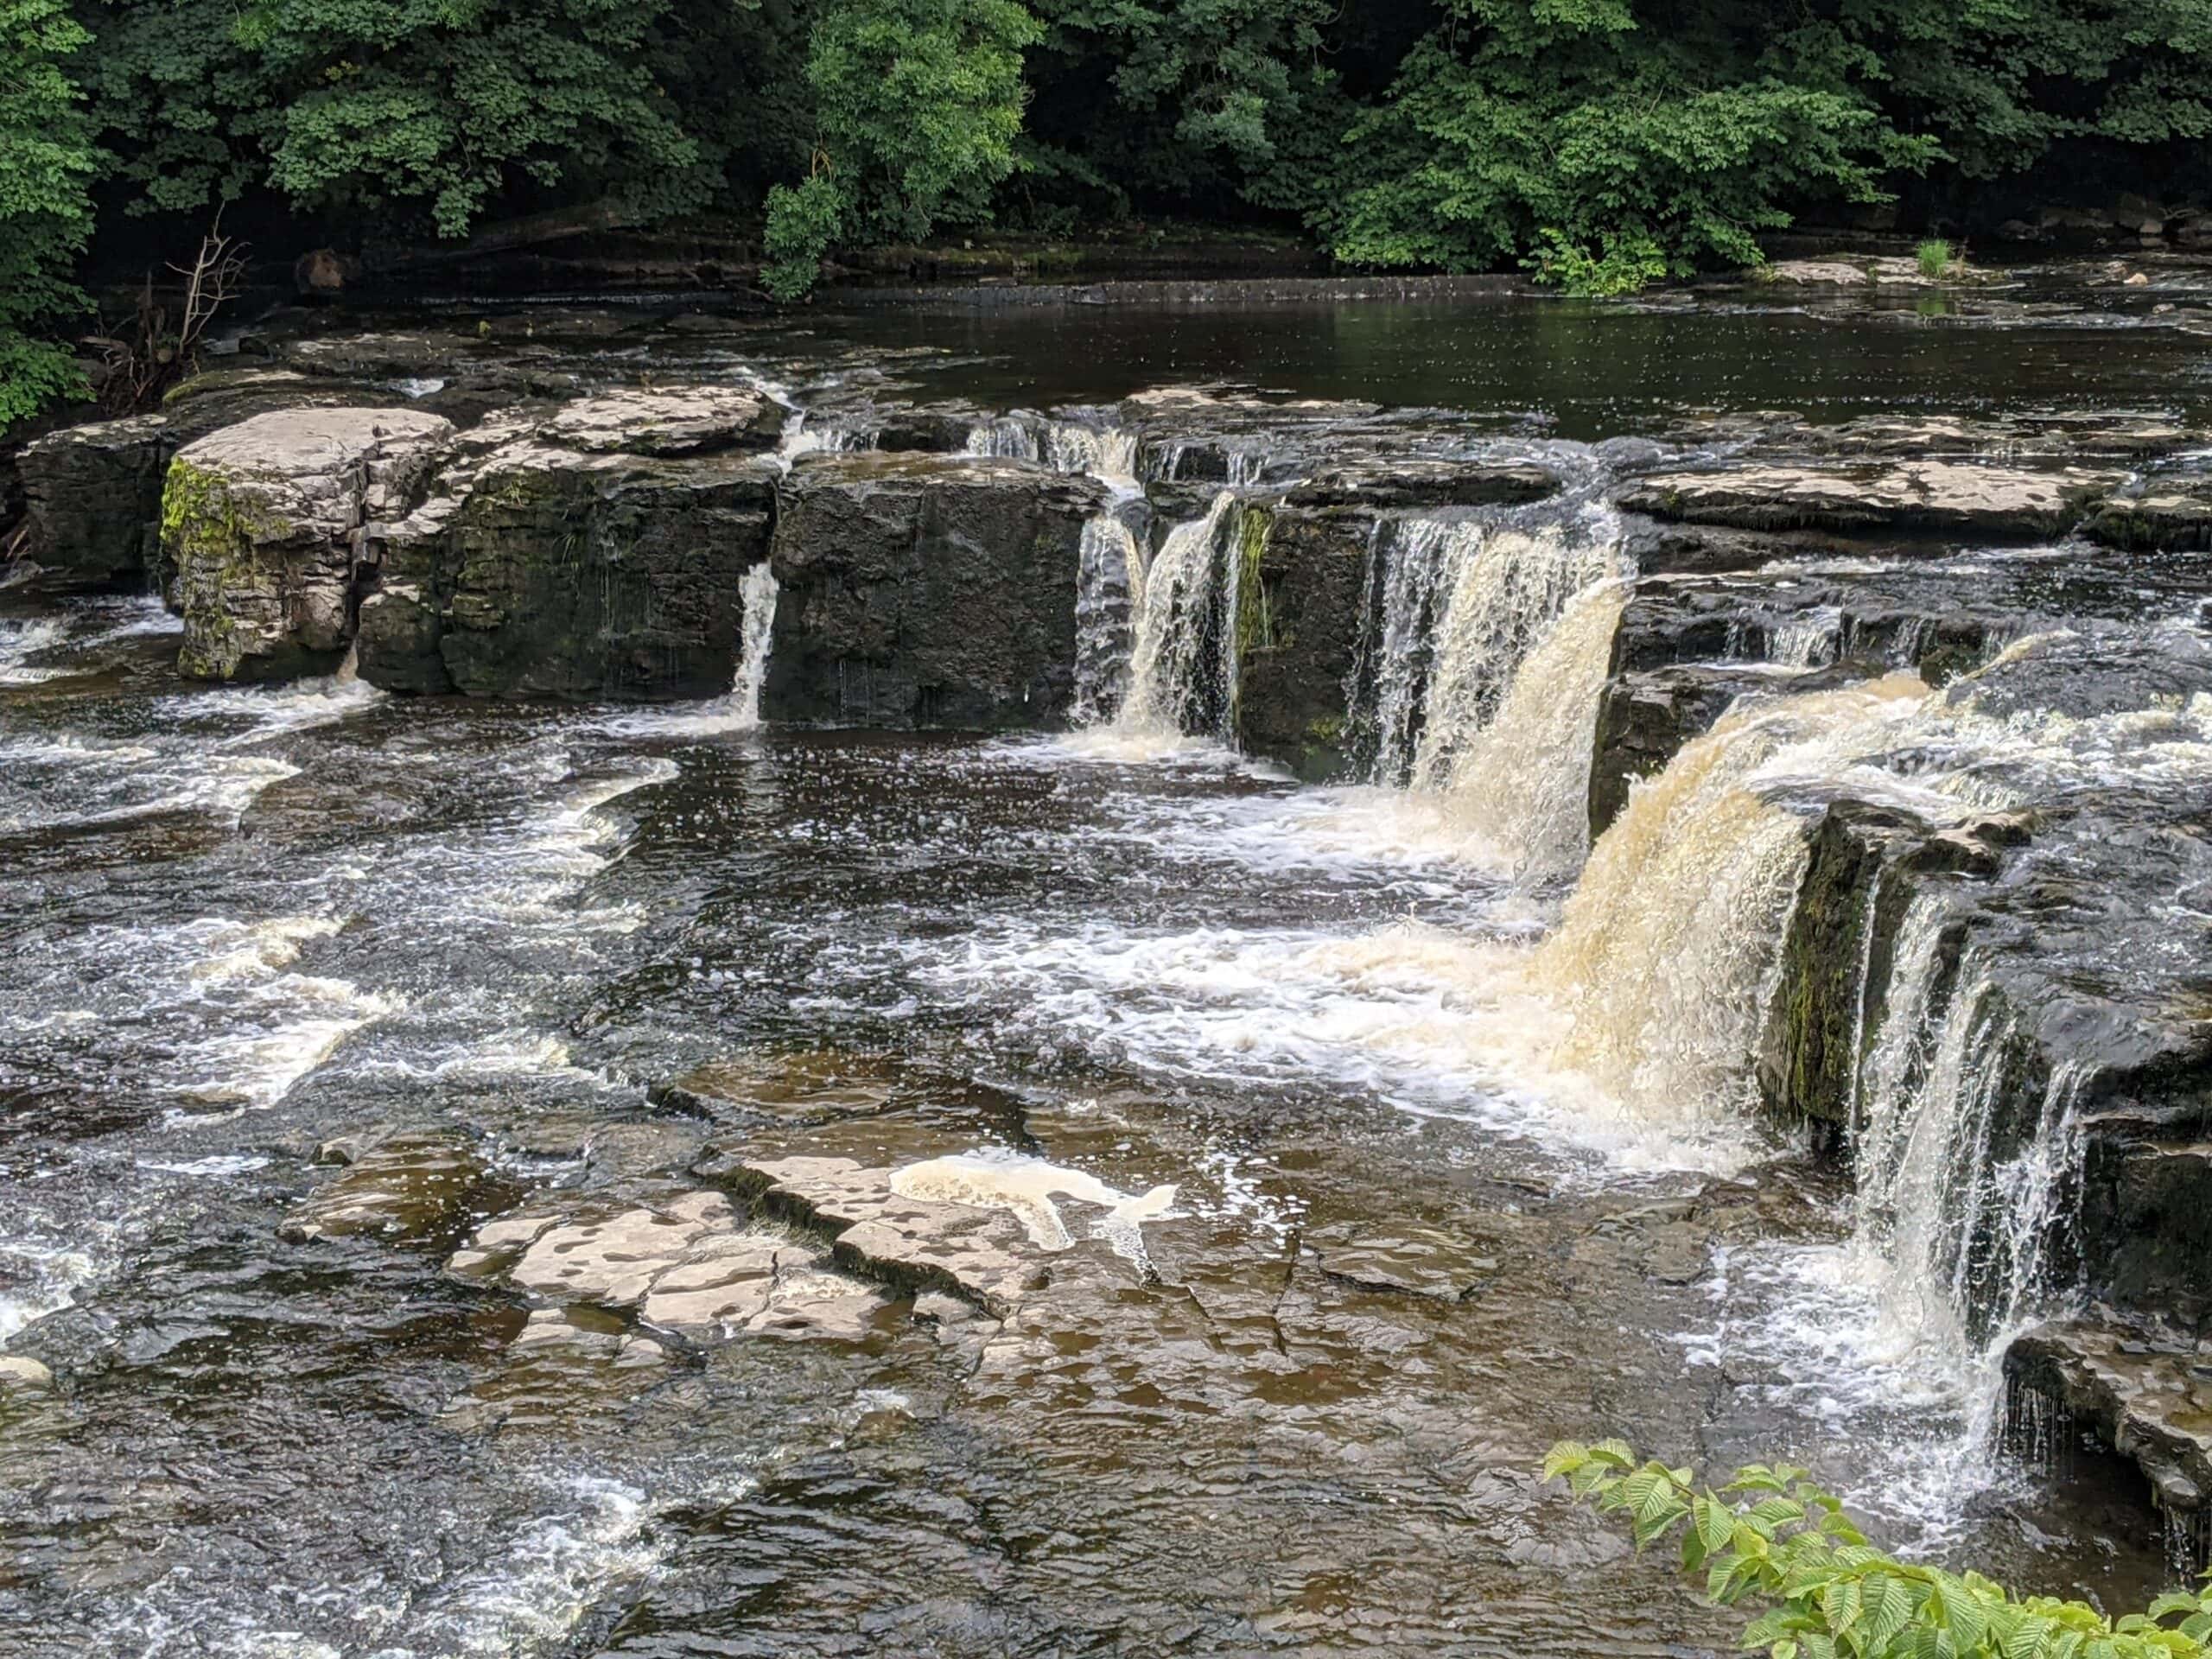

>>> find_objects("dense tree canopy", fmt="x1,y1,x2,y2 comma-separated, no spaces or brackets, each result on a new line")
3,0,2211,420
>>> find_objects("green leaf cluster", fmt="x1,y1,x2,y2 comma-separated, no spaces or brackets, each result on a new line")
763,0,1040,296
0,0,96,425
1546,1439,2212,1659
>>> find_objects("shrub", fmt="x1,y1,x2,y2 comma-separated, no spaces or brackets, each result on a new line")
1546,1439,2212,1659
1526,227,1671,296
1917,238,1955,279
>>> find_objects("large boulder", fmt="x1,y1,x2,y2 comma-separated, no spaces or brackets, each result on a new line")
165,408,454,680
1235,502,1370,779
353,386,784,698
16,416,173,591
765,452,1108,728
11,374,428,596
444,450,778,699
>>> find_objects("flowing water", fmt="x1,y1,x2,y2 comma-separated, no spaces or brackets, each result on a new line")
6,289,2211,1655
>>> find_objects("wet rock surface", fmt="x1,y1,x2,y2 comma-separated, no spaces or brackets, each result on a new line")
167,406,454,680
279,1129,507,1243
766,452,1106,728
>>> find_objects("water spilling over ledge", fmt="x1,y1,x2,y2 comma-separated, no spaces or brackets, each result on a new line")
3,294,2212,1649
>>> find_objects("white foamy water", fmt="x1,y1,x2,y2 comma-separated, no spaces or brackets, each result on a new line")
892,1148,1178,1262
402,1476,662,1658
0,614,72,683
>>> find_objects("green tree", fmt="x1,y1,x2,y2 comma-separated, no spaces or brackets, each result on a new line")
1328,2,1937,278
0,0,97,425
763,0,1039,297
80,0,728,237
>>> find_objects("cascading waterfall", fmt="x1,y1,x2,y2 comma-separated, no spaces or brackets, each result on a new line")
1379,515,1624,792
612,563,779,736
1438,579,1628,877
964,418,1042,461
1770,607,1845,668
1071,516,1147,727
1526,675,1929,1128
1114,492,1243,742
731,561,781,725
1415,518,1628,796
1842,891,2093,1444
1339,505,1625,875
967,419,1149,730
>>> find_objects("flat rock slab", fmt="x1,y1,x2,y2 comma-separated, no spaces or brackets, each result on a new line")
281,1131,505,1244
2009,1319,2212,1509
729,1154,1050,1317
537,385,783,454
1281,458,1560,511
1306,1222,1499,1301
1621,461,2120,539
650,1049,913,1127
447,1187,886,1344
2085,475,2212,550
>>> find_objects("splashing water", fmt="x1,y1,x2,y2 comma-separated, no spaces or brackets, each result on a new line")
589,563,779,738
1114,492,1244,744
1071,515,1146,727
1528,675,1931,1128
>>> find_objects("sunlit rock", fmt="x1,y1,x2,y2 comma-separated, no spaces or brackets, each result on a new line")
1621,460,2120,540
164,407,454,680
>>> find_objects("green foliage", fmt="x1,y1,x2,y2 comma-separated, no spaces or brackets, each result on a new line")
79,0,783,233
1917,238,1955,279
1328,6,1939,277
1547,1439,2212,1659
0,0,95,426
763,170,846,300
5,0,2212,385
1527,226,1669,296
760,0,1038,295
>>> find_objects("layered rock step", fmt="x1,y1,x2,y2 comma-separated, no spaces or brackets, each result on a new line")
166,408,454,680
765,452,1107,728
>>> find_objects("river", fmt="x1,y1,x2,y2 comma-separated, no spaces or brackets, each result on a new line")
3,269,2208,1655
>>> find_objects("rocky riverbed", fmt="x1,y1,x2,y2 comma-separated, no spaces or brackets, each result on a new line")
2,270,2209,1655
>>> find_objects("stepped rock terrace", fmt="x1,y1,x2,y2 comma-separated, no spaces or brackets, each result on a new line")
2,272,2210,1655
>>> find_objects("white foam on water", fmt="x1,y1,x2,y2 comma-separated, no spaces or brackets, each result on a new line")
402,1476,662,1658
0,614,72,683
137,1154,272,1177
891,1147,1178,1263
0,1236,97,1345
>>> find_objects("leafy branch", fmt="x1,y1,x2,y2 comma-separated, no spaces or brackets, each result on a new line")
1546,1439,2212,1659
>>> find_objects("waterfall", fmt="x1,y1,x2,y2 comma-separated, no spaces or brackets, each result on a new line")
1349,512,1623,791
1045,424,1140,488
1526,676,1929,1128
1772,607,1844,668
1843,892,2092,1437
1071,515,1146,727
1114,493,1243,742
964,419,1042,461
1439,579,1627,878
732,562,781,726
